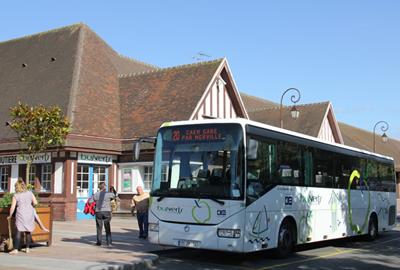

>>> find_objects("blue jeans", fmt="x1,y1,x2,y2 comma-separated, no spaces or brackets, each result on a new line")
137,212,148,238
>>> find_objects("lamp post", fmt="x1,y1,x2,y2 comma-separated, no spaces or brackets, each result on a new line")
279,88,301,129
373,121,389,152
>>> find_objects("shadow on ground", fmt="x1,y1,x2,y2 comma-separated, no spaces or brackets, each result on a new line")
152,230,400,270
60,228,153,252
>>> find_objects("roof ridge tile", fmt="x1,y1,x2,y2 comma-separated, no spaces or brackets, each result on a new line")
117,54,158,69
0,23,84,45
118,58,224,79
247,101,330,113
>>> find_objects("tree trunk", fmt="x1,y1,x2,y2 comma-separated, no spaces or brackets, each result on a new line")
26,160,31,185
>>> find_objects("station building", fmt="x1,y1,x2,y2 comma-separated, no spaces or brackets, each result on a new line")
0,24,398,220
0,24,247,220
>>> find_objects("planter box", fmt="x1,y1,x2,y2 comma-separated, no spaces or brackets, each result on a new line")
0,205,53,248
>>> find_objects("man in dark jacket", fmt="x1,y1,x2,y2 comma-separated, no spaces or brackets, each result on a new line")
90,182,115,246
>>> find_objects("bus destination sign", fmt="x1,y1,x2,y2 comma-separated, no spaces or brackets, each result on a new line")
172,128,224,142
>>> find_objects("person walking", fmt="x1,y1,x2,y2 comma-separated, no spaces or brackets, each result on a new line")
7,179,37,255
131,186,149,239
90,182,115,246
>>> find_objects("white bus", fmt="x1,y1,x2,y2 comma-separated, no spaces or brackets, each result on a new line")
148,119,397,256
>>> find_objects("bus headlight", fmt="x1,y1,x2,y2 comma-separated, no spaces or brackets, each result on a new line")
149,223,159,232
217,228,241,238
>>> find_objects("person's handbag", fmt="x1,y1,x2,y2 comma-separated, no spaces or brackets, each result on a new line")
83,198,96,216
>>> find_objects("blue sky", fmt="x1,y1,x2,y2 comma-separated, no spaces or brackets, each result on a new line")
2,1,399,139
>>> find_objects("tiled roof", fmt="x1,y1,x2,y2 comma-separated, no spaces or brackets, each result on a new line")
339,122,400,170
247,102,330,137
240,92,278,111
119,59,224,139
0,23,157,151
0,24,81,141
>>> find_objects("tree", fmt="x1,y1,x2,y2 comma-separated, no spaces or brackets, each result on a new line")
7,102,71,184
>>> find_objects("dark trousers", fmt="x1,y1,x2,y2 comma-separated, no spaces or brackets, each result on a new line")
95,211,112,244
14,231,32,250
137,211,148,238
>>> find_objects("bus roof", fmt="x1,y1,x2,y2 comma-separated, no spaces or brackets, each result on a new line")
160,118,394,162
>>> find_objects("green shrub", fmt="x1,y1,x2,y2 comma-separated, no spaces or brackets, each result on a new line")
0,185,40,208
0,192,13,208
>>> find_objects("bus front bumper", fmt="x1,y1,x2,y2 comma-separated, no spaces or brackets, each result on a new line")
149,221,244,252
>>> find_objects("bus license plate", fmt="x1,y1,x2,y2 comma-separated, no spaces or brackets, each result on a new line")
177,239,201,248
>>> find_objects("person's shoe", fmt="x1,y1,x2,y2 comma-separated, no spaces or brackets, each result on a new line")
9,249,18,255
24,248,30,253
95,242,101,246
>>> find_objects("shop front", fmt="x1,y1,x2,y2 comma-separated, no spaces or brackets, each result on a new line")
117,162,154,210
75,153,113,220
0,153,52,193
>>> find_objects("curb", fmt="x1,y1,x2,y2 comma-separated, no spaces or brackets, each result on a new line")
0,253,159,270
89,256,159,270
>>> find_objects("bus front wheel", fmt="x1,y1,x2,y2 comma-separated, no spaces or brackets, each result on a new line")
275,221,295,258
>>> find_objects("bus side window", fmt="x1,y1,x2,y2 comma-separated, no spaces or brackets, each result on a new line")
246,136,275,201
380,163,395,192
277,141,302,186
366,160,378,191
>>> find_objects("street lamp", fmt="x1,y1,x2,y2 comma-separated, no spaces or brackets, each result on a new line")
280,88,301,128
373,120,389,152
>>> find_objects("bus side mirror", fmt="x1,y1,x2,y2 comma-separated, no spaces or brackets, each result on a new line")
247,139,258,160
133,141,141,161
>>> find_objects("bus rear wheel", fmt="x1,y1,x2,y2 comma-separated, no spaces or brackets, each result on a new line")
366,215,378,241
275,221,295,258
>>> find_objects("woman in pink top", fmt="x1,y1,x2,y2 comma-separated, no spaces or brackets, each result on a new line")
7,179,37,254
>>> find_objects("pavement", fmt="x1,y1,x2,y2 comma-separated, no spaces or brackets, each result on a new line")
0,216,165,270
1,215,400,270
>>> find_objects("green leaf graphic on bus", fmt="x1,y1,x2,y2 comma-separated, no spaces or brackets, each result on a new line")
347,170,370,234
192,199,211,224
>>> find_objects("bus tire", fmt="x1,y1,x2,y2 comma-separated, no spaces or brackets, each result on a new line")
366,214,378,241
275,220,295,258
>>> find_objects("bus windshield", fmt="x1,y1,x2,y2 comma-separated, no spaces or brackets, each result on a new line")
152,124,244,200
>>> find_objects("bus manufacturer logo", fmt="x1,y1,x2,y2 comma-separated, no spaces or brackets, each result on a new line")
217,210,226,216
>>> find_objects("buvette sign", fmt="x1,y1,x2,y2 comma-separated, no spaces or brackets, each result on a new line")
0,153,51,165
78,153,113,165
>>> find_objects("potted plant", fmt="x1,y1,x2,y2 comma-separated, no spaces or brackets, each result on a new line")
0,190,53,250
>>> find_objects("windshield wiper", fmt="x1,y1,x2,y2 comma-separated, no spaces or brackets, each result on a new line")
157,196,165,202
210,198,225,205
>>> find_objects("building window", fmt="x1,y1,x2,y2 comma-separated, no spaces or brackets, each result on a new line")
41,164,52,192
29,165,37,187
144,166,153,190
0,166,10,192
92,166,107,194
122,168,133,192
161,165,169,182
77,165,89,197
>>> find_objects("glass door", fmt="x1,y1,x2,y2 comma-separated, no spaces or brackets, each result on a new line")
76,164,108,220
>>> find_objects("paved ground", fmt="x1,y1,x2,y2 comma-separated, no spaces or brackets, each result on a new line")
1,216,399,270
0,217,162,270
154,225,400,270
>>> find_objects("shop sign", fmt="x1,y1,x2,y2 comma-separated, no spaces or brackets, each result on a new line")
0,153,51,165
78,153,113,165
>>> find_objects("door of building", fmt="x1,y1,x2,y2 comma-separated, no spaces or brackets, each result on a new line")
76,165,108,220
